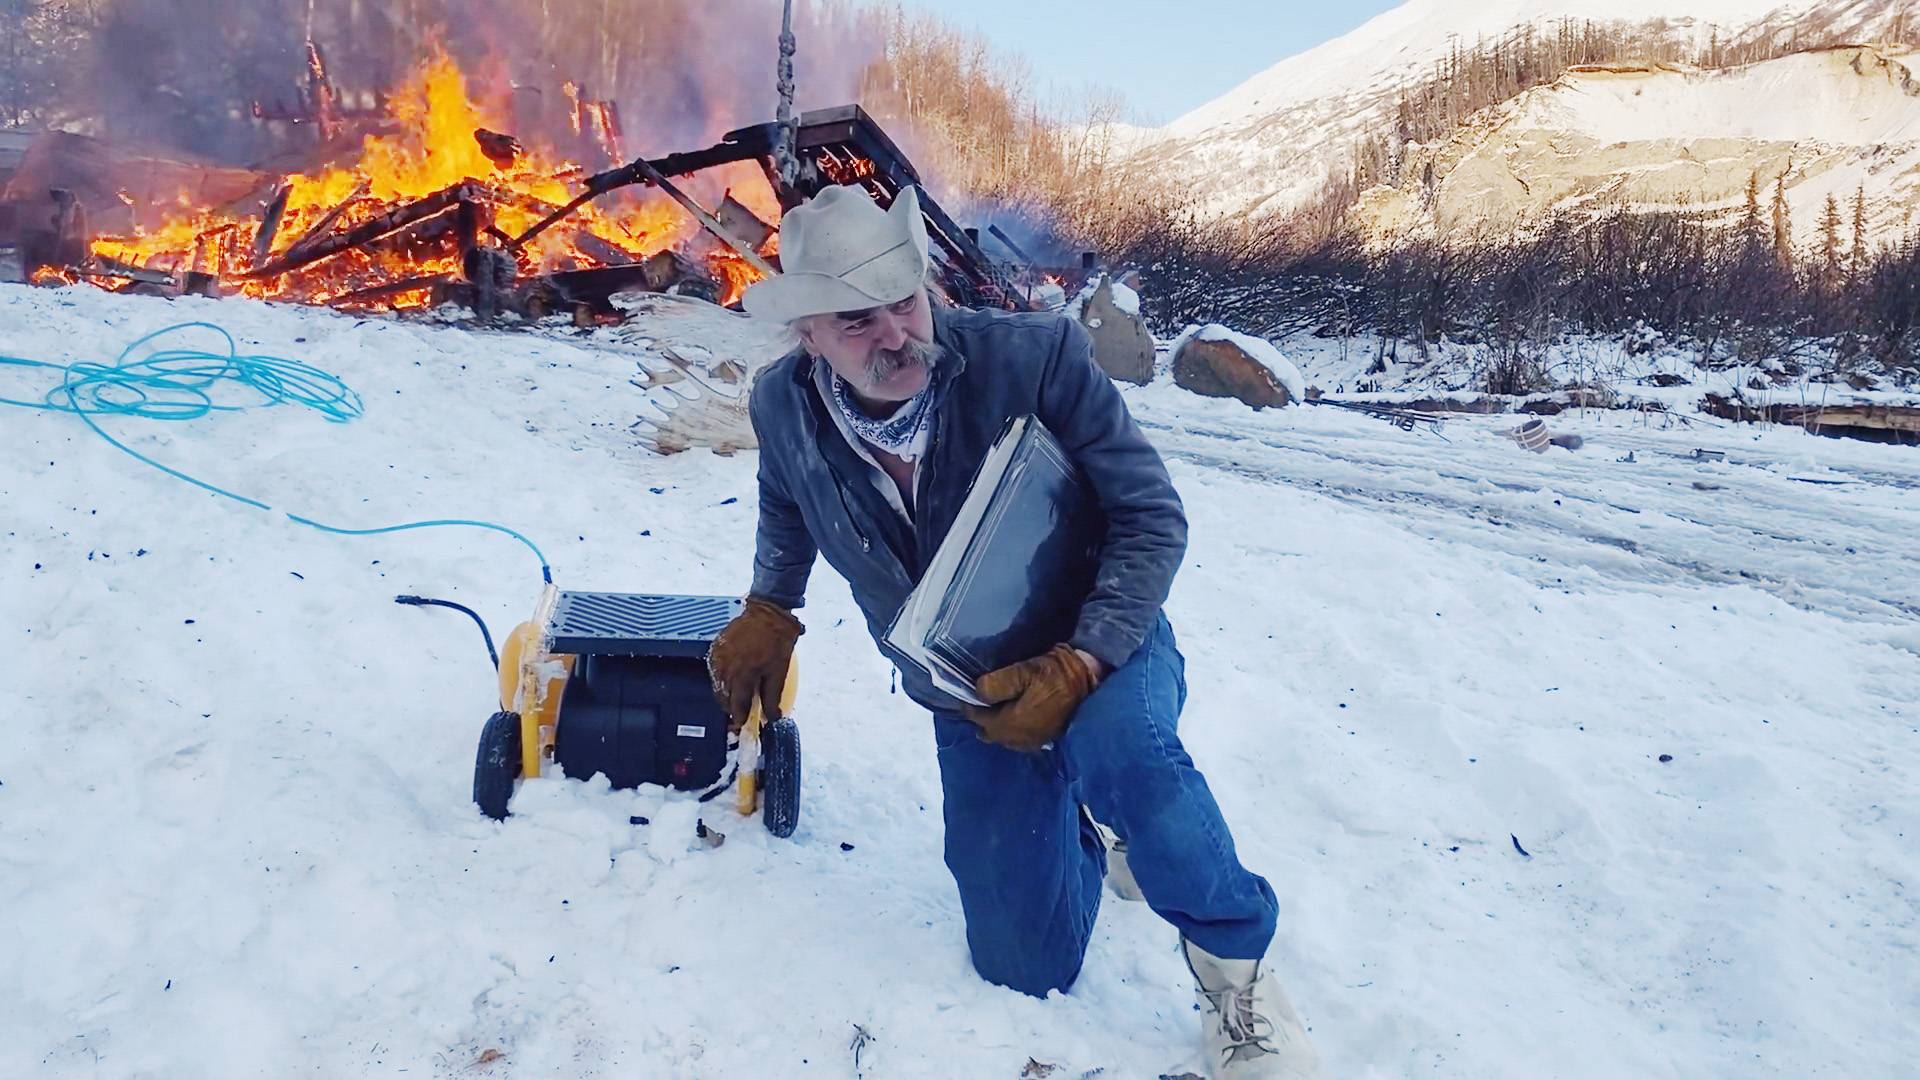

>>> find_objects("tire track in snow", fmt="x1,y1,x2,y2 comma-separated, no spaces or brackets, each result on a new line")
1137,411,1920,623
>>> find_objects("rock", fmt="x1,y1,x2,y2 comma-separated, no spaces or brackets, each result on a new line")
1172,333,1294,409
1075,276,1154,385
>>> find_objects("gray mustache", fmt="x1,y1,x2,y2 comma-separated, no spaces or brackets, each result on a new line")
868,338,940,382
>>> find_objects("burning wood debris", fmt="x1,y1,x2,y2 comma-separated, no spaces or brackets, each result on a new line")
0,45,1035,326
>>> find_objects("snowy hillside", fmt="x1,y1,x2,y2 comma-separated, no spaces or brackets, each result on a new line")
1128,0,1913,221
1354,45,1920,244
4,285,1919,1078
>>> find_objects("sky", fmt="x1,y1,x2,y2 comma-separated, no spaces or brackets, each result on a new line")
887,0,1407,126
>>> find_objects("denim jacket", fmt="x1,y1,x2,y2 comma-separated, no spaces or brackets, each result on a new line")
746,303,1187,711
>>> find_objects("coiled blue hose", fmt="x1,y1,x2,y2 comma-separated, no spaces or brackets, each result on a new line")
0,320,552,581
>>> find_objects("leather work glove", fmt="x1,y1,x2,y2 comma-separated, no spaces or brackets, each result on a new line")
963,644,1100,752
706,597,804,732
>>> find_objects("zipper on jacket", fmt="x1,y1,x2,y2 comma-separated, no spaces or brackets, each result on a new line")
912,420,943,570
829,479,872,552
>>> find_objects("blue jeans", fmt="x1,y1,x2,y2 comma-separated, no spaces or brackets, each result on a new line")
931,614,1279,996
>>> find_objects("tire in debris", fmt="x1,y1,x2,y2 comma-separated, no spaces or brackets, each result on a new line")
474,710,523,821
760,716,802,839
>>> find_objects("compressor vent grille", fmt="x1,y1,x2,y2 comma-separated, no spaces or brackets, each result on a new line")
548,592,743,657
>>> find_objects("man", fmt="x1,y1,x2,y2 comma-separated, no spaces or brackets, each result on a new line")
707,184,1323,1079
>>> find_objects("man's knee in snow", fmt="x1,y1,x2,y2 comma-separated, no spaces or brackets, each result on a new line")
968,942,1083,998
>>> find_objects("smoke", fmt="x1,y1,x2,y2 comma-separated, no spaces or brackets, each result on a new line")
962,203,1083,269
79,0,882,164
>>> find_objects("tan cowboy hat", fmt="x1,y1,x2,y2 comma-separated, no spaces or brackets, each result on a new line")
742,184,932,324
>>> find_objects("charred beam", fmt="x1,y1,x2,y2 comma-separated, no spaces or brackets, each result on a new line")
454,192,485,256
79,254,175,286
462,247,516,321
277,178,369,264
639,249,714,293
506,184,608,252
542,260,710,307
331,273,454,309
359,205,461,260
49,188,88,268
647,125,778,181
505,125,783,252
986,224,1033,265
253,183,292,267
244,182,474,280
570,229,644,267
716,193,774,251
629,157,777,278
190,222,241,275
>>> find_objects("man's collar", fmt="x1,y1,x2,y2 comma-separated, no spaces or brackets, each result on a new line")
929,303,969,387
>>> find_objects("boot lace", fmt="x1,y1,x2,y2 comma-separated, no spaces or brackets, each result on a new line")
1204,973,1281,1064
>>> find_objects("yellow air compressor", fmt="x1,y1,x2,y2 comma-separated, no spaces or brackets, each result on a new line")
454,586,801,836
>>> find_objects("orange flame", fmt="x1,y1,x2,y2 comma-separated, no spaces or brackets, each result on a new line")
87,49,782,310
29,265,78,287
817,150,877,186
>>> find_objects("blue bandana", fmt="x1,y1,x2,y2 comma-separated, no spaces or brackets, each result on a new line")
830,368,941,461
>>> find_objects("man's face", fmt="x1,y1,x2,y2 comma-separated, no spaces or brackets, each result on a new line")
796,287,937,405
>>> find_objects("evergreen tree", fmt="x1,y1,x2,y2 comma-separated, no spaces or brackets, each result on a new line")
1820,192,1843,282
1770,172,1794,270
1850,184,1870,281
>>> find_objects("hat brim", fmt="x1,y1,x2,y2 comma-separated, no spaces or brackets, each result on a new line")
742,241,928,323
741,186,933,324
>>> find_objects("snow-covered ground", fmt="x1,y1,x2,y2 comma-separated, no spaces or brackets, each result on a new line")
3,284,1916,1079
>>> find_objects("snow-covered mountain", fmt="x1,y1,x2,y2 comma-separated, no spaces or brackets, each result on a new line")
1128,0,1920,228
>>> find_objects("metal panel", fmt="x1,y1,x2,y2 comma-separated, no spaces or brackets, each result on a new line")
548,592,743,657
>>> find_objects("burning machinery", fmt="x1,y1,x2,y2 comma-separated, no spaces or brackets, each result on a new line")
501,104,1030,313
0,48,1031,322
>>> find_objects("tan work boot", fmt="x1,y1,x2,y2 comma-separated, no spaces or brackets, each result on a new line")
1085,812,1145,902
1183,938,1324,1079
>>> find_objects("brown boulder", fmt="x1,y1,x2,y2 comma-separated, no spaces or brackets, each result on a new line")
1076,277,1154,385
1172,333,1293,409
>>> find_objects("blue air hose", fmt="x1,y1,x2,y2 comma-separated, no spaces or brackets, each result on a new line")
0,320,552,582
